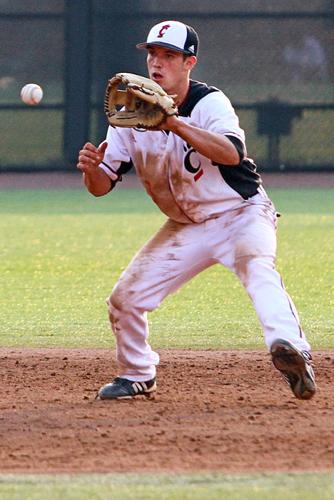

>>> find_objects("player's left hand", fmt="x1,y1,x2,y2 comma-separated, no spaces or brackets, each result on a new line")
155,114,181,131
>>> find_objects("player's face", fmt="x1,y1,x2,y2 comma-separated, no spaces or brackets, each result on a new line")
146,46,195,94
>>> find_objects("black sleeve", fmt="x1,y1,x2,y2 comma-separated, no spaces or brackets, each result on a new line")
225,135,246,164
101,159,134,186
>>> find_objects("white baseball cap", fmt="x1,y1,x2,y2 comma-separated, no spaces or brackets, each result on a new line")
136,20,199,56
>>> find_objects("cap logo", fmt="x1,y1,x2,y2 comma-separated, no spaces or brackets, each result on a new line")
157,24,171,38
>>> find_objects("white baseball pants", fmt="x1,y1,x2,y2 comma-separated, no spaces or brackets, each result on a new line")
107,198,310,381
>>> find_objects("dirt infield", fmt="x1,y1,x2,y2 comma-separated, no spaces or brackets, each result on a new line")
0,347,333,474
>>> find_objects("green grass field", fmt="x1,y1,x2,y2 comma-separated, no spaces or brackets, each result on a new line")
0,188,333,350
0,186,333,498
1,472,334,500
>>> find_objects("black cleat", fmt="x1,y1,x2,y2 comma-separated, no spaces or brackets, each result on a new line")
97,377,157,400
270,339,316,400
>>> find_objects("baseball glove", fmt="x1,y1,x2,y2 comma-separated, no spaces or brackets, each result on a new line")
104,73,178,129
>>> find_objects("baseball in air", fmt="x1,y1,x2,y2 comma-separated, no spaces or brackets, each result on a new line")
20,83,43,105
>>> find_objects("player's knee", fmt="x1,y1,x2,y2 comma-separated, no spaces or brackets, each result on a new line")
106,283,139,315
107,288,125,314
234,255,252,287
107,278,160,318
235,255,276,290
235,255,267,278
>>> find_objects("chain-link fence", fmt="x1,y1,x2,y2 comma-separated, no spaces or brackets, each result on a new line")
0,0,333,172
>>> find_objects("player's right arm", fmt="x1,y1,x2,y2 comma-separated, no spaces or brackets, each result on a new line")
77,142,113,196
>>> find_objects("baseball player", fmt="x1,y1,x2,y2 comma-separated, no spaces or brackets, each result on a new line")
77,20,316,401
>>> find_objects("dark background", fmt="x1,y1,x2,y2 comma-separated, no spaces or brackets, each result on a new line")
0,0,333,172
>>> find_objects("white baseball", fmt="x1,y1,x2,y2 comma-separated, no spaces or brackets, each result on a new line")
20,83,43,105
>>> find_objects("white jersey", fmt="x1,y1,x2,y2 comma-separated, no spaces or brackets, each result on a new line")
100,80,268,224
98,79,312,386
